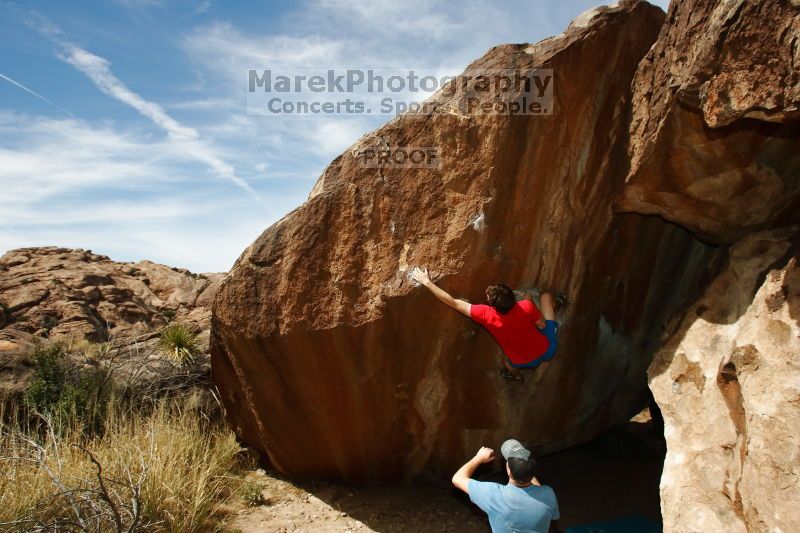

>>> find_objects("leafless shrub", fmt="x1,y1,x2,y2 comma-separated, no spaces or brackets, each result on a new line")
0,337,240,532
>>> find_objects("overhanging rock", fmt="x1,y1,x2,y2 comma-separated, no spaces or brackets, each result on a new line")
211,0,717,483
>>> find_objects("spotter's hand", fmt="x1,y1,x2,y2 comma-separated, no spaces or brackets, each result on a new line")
475,447,496,464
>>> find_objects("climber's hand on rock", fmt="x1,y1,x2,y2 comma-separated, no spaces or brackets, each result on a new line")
409,267,431,286
474,446,495,463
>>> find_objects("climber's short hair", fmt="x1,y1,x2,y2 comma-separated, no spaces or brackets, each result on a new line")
507,456,538,483
486,284,516,314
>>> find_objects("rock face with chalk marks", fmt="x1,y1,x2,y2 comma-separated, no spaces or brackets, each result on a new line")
212,0,714,482
211,7,800,524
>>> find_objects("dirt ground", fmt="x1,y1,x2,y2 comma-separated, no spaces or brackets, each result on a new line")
225,473,488,533
225,417,665,533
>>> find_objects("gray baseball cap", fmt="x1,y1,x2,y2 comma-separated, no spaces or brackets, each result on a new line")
501,439,531,460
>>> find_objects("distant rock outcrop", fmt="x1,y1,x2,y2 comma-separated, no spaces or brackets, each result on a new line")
0,247,222,395
211,0,719,483
0,247,220,340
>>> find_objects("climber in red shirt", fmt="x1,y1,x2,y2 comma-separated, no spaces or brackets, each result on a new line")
409,267,563,382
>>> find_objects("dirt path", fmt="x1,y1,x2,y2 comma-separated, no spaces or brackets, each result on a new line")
225,471,488,533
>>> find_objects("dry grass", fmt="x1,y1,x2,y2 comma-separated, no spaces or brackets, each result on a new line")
54,333,112,363
0,394,243,532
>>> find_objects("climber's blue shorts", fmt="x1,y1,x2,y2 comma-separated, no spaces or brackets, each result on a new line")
510,320,559,369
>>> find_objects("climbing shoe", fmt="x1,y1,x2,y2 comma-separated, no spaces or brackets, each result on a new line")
501,369,524,382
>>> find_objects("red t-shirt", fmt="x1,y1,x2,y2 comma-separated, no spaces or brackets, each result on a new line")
470,300,548,365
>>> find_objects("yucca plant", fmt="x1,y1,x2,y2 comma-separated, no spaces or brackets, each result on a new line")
157,323,200,366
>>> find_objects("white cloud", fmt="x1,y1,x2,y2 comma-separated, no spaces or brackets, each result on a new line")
166,96,239,111
0,219,267,273
22,13,268,209
195,0,212,15
112,0,163,9
309,118,372,156
0,111,283,271
309,0,487,44
0,113,176,204
62,46,199,141
173,0,559,194
182,22,345,83
1,200,194,226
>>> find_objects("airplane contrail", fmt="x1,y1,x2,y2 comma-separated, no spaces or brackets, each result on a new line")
5,6,267,208
0,71,76,117
56,44,267,207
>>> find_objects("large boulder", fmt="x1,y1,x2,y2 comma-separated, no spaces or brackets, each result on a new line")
628,0,800,530
211,0,719,483
620,0,800,241
649,228,800,532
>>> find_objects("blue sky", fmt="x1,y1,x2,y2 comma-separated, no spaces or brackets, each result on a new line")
0,0,668,272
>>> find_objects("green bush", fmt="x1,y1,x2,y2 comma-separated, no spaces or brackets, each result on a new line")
157,322,200,366
25,343,67,413
24,342,110,435
58,370,109,434
239,480,266,507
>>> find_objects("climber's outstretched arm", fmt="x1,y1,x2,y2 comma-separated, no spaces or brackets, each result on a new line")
409,267,471,317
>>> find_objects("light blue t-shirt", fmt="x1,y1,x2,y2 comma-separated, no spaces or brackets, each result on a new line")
468,479,559,533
